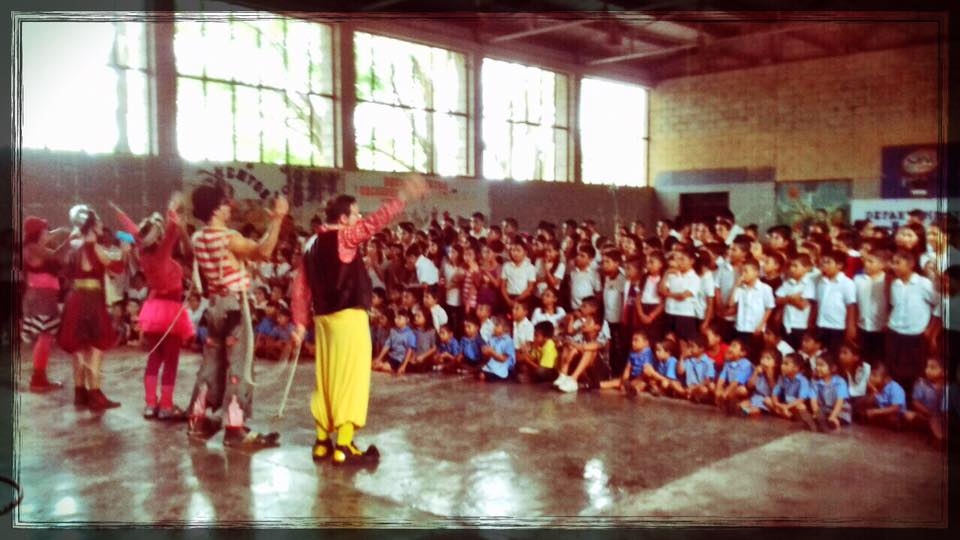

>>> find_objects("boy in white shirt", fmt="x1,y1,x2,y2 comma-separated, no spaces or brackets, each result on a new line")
887,250,940,394
511,301,535,357
728,257,775,361
409,244,439,287
568,244,601,311
501,240,537,309
852,249,890,363
812,249,856,354
601,249,627,376
775,253,816,351
660,246,701,343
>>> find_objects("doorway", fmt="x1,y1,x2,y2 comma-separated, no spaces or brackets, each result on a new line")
680,192,730,224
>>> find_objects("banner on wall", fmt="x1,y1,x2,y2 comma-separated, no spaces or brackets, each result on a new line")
775,180,851,230
881,144,940,199
183,162,490,230
849,198,958,229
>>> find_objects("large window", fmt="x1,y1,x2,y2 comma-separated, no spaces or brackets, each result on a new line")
481,59,569,182
580,78,648,187
354,32,468,176
174,16,335,165
21,20,153,155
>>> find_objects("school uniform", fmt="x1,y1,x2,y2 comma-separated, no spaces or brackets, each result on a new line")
430,304,449,333
776,277,815,351
749,373,777,412
811,375,852,424
481,334,516,381
665,269,701,341
682,354,716,387
569,266,601,310
695,270,717,326
603,272,627,375
911,378,943,417
814,272,856,353
627,347,654,379
732,280,775,358
714,258,739,340
531,307,566,331
853,272,889,363
479,318,495,343
719,358,753,386
502,258,537,298
773,373,813,404
459,334,485,367
639,275,665,341
437,337,461,358
415,255,440,286
384,326,417,371
512,318,535,351
887,273,939,391
652,356,679,381
844,362,871,399
873,380,907,416
775,340,795,357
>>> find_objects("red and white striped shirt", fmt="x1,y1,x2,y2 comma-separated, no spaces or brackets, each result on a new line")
192,227,250,295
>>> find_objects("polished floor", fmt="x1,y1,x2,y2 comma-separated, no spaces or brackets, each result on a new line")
12,346,949,527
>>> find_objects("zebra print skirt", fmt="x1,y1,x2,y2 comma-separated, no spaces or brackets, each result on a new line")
22,287,61,343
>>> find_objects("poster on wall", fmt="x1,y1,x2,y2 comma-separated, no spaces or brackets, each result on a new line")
775,180,852,230
183,162,490,230
881,144,940,199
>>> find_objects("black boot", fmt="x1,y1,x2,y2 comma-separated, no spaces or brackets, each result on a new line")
87,389,121,411
74,387,88,408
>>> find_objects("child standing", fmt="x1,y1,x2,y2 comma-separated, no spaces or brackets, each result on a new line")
775,254,816,351
739,348,781,416
677,334,715,404
728,257,775,361
569,244,601,311
852,250,890,362
638,251,666,342
480,316,516,382
809,354,852,432
886,250,941,394
812,249,857,354
500,240,537,309
660,246,701,343
601,249,627,376
714,339,754,413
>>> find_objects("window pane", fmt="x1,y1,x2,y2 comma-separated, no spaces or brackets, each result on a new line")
287,92,312,165
261,88,287,164
174,20,205,77
126,71,149,155
177,77,206,161
204,81,234,161
432,49,466,114
230,19,261,86
309,24,333,95
116,21,147,69
580,77,648,186
481,116,510,180
201,21,233,81
308,95,335,167
254,19,287,88
234,85,261,162
355,101,416,172
435,114,467,177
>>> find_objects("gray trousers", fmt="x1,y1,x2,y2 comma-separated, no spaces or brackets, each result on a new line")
189,293,254,420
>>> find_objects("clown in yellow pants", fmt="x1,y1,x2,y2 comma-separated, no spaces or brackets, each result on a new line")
310,308,379,465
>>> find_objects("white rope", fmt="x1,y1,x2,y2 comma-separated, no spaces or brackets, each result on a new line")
275,341,302,418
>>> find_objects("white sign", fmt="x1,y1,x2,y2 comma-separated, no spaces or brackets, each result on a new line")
849,198,957,229
183,161,490,230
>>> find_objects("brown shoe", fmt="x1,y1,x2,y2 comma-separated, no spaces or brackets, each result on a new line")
87,389,121,411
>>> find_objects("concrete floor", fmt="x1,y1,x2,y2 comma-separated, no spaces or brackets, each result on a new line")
12,347,948,528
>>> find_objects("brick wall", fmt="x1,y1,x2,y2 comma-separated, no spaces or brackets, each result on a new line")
649,44,944,227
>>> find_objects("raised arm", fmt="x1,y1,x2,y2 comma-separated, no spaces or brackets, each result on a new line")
228,196,289,259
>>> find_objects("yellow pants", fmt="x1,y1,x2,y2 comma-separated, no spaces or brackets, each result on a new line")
311,308,371,433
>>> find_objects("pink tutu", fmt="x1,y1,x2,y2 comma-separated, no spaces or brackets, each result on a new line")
138,297,194,339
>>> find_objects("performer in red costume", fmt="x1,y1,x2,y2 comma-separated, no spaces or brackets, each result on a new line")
21,216,71,392
58,205,129,411
292,174,429,465
112,192,194,421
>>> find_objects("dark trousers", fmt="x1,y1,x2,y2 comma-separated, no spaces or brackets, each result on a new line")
608,323,625,376
785,329,806,352
671,315,699,342
716,318,735,343
445,303,465,338
858,330,886,365
639,303,664,343
886,331,926,396
735,331,763,363
817,327,845,354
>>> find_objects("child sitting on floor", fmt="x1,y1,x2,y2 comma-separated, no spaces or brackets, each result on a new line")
517,321,560,384
409,310,438,373
373,309,417,374
903,357,946,445
714,338,754,414
642,339,683,397
739,348,781,417
809,353,852,432
480,315,516,382
857,362,907,430
601,330,653,396
554,311,607,393
435,324,461,373
677,334,715,404
771,353,818,430
458,315,486,373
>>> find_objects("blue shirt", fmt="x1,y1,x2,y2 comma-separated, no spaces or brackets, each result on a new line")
774,373,813,404
271,322,294,341
437,337,461,357
653,356,678,381
752,372,777,398
628,348,654,378
414,328,436,356
385,327,417,363
719,358,753,385
911,378,943,413
682,355,715,387
255,318,276,337
459,335,485,364
811,375,849,409
875,380,907,413
482,334,516,378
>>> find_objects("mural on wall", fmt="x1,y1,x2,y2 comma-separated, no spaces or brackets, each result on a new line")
184,162,490,230
775,180,852,231
849,198,959,230
881,144,940,199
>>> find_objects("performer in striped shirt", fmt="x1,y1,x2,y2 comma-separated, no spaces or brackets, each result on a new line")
186,182,289,448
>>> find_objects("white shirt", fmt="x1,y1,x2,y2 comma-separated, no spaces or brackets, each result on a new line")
845,362,871,398
534,259,565,297
603,273,626,323
725,224,745,245
732,280,775,333
665,269,701,317
694,270,716,320
776,340,796,357
853,272,889,332
415,255,439,286
888,273,940,335
714,259,739,322
480,318,495,342
469,228,489,240
569,266,601,310
187,298,209,328
814,273,856,330
776,277,815,332
430,304,448,333
640,275,662,305
512,318,535,350
442,261,462,306
502,258,537,296
532,307,567,330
